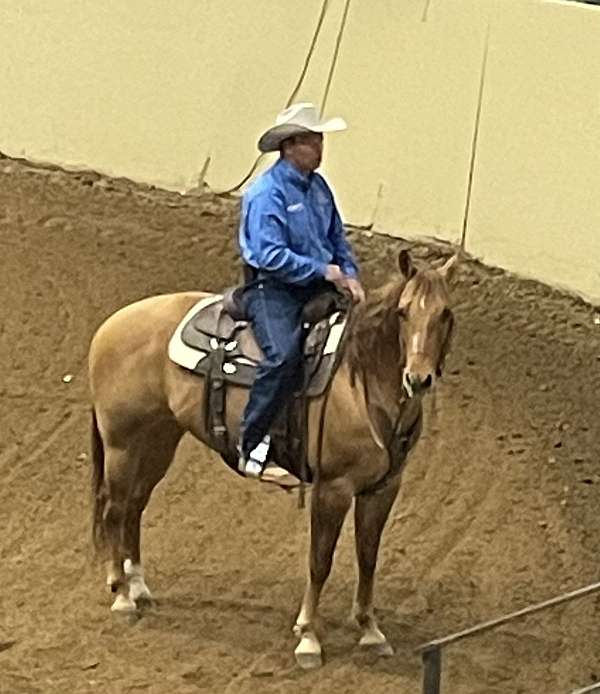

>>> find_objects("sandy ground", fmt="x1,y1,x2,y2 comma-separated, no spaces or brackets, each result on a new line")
1,153,600,694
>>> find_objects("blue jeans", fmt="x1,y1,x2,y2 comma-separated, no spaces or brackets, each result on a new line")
240,277,327,456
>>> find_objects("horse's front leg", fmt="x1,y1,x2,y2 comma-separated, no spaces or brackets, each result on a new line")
294,477,353,669
352,479,400,656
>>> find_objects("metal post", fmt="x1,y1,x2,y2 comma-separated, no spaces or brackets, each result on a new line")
417,580,600,655
416,581,600,694
422,646,442,694
571,683,600,694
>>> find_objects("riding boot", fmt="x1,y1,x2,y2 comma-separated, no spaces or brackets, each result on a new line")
238,434,271,478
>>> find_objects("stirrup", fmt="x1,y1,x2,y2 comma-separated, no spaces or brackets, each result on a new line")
261,463,301,489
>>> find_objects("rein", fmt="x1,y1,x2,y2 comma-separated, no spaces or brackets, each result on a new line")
301,294,354,508
354,298,420,496
308,296,421,503
303,280,444,504
358,372,422,497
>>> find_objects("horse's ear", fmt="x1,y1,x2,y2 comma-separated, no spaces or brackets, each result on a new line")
398,250,415,279
438,253,460,282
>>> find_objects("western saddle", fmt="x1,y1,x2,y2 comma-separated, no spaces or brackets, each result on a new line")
174,282,350,484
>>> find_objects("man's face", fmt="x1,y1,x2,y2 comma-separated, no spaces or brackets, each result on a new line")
283,132,324,172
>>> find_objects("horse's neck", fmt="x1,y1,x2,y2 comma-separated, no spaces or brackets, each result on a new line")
362,342,403,410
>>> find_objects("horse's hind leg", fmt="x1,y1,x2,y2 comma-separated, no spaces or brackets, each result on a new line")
102,442,140,613
352,479,400,656
121,421,183,607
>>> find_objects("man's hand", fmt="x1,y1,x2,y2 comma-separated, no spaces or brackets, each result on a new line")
324,264,345,283
343,277,366,304
325,265,365,303
325,265,365,304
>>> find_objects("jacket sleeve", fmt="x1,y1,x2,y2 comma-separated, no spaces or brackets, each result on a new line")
245,191,327,285
328,198,359,279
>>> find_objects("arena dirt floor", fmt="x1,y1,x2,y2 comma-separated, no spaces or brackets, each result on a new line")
1,153,600,694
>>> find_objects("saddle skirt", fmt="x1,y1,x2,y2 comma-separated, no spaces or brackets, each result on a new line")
168,294,347,397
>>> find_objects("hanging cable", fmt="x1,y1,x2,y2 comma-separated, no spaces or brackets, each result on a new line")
215,154,264,196
320,0,351,114
286,0,330,108
460,21,490,252
422,0,433,22
215,0,331,195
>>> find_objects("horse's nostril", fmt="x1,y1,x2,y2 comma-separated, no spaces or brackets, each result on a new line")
405,372,433,395
407,373,419,388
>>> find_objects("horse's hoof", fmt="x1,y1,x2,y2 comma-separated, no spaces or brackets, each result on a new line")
129,581,152,604
363,640,394,657
294,634,322,670
111,593,137,613
135,595,153,609
295,650,323,670
133,593,154,611
359,630,394,657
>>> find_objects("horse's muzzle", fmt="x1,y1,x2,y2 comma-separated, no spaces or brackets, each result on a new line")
403,370,433,398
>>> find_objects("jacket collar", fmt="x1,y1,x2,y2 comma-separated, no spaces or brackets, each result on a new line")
275,157,313,192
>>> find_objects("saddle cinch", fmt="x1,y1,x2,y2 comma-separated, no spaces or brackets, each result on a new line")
169,285,350,483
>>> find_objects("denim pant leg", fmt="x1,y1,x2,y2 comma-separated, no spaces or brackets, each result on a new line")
241,282,304,455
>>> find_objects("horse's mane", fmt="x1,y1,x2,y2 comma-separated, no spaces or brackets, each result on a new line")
344,269,449,385
345,277,406,384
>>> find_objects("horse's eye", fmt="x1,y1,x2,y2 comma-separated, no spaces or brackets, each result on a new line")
397,306,407,319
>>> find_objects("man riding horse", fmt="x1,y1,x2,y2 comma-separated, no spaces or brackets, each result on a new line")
88,98,459,665
237,102,366,478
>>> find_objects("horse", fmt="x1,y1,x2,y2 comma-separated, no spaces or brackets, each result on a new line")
88,248,457,669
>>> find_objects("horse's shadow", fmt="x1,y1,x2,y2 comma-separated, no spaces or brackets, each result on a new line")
129,590,423,677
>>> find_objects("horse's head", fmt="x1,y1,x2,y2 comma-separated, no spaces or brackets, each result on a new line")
396,249,457,398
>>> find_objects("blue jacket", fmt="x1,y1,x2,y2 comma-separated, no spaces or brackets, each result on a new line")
238,158,359,286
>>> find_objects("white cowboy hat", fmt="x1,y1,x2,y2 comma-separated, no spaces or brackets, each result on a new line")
257,102,347,153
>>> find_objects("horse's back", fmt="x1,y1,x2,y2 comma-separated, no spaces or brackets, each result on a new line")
88,291,212,403
91,291,208,348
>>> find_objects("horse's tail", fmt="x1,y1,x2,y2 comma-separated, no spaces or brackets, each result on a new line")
90,407,106,553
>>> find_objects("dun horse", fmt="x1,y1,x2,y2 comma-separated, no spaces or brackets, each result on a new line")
89,249,457,668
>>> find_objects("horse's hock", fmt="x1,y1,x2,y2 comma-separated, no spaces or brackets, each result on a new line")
2,156,600,693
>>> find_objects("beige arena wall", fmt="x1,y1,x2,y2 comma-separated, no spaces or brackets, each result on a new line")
1,0,599,302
